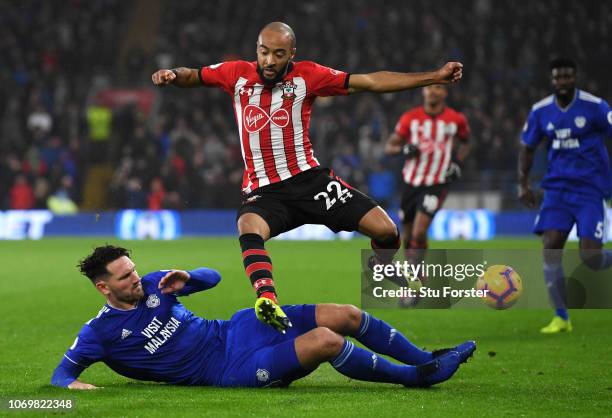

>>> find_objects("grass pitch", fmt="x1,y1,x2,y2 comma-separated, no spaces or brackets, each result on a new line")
0,237,611,417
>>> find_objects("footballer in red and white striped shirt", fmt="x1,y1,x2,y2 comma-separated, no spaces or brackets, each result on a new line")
198,60,349,194
153,22,465,330
385,84,470,258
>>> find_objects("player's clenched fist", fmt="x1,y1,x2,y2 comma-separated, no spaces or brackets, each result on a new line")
436,62,463,84
151,69,176,86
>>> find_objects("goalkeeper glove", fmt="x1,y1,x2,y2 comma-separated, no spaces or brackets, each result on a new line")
445,160,462,183
402,143,421,159
255,297,292,333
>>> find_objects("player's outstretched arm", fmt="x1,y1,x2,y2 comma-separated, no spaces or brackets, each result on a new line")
348,62,463,94
518,144,536,208
51,356,91,389
151,67,201,88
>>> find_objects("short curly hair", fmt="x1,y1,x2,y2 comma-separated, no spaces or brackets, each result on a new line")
549,57,577,73
78,245,131,283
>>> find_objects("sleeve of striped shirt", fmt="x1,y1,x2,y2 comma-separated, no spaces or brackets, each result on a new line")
51,325,104,387
199,61,244,94
306,62,350,97
394,112,412,139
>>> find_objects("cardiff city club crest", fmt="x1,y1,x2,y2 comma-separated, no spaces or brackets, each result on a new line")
256,368,270,382
146,294,160,308
278,80,297,100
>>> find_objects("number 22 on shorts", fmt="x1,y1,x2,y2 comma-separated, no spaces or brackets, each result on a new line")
314,180,353,210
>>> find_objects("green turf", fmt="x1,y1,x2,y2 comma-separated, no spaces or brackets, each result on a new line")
0,238,611,417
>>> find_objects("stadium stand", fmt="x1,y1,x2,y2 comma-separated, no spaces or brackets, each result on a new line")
2,0,611,210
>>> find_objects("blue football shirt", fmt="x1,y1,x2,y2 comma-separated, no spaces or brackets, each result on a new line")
521,89,612,198
51,268,228,387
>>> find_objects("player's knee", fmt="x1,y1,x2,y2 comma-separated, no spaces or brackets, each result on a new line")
382,222,399,242
373,220,399,244
237,214,268,238
313,327,344,357
340,304,362,333
542,233,565,250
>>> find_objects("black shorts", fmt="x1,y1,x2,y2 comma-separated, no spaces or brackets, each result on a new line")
237,167,378,237
399,183,449,223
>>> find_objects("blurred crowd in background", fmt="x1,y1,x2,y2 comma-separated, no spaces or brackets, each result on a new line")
1,0,611,211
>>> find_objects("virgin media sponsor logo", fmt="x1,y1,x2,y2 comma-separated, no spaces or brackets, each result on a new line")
243,104,290,133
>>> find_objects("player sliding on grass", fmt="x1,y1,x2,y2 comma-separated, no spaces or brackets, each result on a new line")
151,21,463,332
51,245,476,389
518,57,612,334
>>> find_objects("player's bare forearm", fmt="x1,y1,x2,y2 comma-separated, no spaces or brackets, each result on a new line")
348,62,463,94
518,144,537,207
456,141,470,163
384,133,404,155
518,145,535,186
151,67,201,88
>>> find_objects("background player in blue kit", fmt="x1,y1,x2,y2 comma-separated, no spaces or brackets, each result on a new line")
518,57,612,334
51,245,476,389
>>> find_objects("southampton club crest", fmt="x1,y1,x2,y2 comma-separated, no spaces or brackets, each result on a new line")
278,80,297,100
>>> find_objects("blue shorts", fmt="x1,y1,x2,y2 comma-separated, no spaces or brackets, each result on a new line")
219,304,317,387
534,190,606,242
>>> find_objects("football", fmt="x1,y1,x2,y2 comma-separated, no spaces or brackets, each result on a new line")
476,265,523,309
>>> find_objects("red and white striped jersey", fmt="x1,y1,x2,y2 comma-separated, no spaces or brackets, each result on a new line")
395,106,469,186
199,60,349,193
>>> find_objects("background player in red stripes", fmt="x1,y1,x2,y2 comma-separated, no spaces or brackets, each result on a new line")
152,22,463,331
384,85,470,270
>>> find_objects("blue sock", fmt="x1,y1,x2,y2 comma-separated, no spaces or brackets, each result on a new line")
354,312,432,365
330,340,418,386
556,308,569,320
544,262,568,319
599,249,612,270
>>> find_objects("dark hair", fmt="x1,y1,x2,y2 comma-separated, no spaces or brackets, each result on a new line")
78,245,131,283
549,57,577,72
